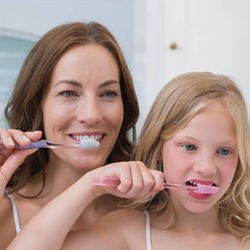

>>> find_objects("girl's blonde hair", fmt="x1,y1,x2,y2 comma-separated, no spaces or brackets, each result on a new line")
133,72,250,238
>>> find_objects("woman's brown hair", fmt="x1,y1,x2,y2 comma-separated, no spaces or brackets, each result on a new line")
5,21,139,194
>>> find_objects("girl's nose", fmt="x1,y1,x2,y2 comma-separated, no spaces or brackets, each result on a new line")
193,154,217,176
76,96,102,124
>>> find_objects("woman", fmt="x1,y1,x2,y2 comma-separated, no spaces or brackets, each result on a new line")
0,21,139,248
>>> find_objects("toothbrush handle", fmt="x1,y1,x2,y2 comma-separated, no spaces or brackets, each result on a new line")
93,177,121,187
93,177,193,190
17,140,81,149
93,177,191,190
18,141,49,149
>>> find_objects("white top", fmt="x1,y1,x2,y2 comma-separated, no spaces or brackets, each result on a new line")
6,193,21,234
6,194,153,248
144,210,152,250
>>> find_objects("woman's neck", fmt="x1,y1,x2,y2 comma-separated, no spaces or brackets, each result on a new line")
18,159,90,201
71,194,121,231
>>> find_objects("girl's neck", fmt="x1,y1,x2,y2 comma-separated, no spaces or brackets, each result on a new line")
151,202,223,235
172,204,222,235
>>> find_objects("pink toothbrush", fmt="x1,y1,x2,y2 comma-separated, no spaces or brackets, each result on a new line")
163,183,219,194
93,176,219,194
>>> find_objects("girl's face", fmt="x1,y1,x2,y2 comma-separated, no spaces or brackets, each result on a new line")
162,102,238,213
42,44,123,172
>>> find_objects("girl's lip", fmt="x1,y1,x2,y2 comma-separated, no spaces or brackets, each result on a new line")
188,190,214,200
186,179,217,186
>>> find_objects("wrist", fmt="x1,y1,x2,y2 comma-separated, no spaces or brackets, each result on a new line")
82,171,107,198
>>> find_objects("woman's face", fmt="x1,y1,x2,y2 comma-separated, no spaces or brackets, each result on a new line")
161,102,238,214
42,44,123,172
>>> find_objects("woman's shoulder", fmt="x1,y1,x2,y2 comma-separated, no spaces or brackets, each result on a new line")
0,195,17,248
0,194,15,223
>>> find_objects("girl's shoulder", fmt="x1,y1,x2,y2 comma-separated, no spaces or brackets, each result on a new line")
102,208,149,249
63,208,148,250
102,208,147,227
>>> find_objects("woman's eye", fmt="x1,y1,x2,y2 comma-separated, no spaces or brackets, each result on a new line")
60,91,78,97
218,148,232,156
101,90,119,98
181,144,197,151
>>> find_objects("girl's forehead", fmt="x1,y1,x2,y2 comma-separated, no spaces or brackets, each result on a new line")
175,103,236,140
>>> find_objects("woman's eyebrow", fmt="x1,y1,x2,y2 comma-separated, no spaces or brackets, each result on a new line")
99,79,120,87
54,80,82,87
54,79,119,88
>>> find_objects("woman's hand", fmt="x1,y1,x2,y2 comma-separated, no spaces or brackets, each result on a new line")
0,128,42,199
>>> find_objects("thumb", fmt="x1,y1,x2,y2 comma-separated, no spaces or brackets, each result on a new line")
0,148,37,188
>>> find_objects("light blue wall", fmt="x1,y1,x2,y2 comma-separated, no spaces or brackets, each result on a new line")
0,0,136,127
0,0,135,62
0,36,35,127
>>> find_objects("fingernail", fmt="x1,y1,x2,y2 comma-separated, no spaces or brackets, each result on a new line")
21,135,30,142
8,137,15,146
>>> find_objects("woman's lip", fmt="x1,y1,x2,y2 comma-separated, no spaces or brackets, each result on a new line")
70,134,103,140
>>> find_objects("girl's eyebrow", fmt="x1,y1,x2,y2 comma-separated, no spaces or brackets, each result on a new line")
54,79,120,88
177,135,236,144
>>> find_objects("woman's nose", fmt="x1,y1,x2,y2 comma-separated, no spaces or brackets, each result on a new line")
76,96,102,124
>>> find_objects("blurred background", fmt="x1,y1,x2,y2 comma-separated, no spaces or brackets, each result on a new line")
0,0,249,131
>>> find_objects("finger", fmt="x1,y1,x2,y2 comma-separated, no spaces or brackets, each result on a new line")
24,131,43,141
123,161,144,195
131,162,156,196
0,148,37,185
0,148,15,164
115,162,133,193
149,170,165,194
0,128,16,148
0,129,30,148
138,167,155,196
0,130,42,149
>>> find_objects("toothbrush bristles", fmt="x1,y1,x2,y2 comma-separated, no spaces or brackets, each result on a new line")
80,136,100,149
163,183,219,194
195,184,219,194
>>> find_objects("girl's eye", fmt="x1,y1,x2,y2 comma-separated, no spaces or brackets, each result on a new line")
217,148,232,156
181,144,197,151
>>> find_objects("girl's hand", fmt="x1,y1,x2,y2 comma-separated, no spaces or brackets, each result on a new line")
91,161,164,199
0,128,42,199
6,160,163,250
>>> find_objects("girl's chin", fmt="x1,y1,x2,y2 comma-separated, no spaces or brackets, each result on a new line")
183,203,217,214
